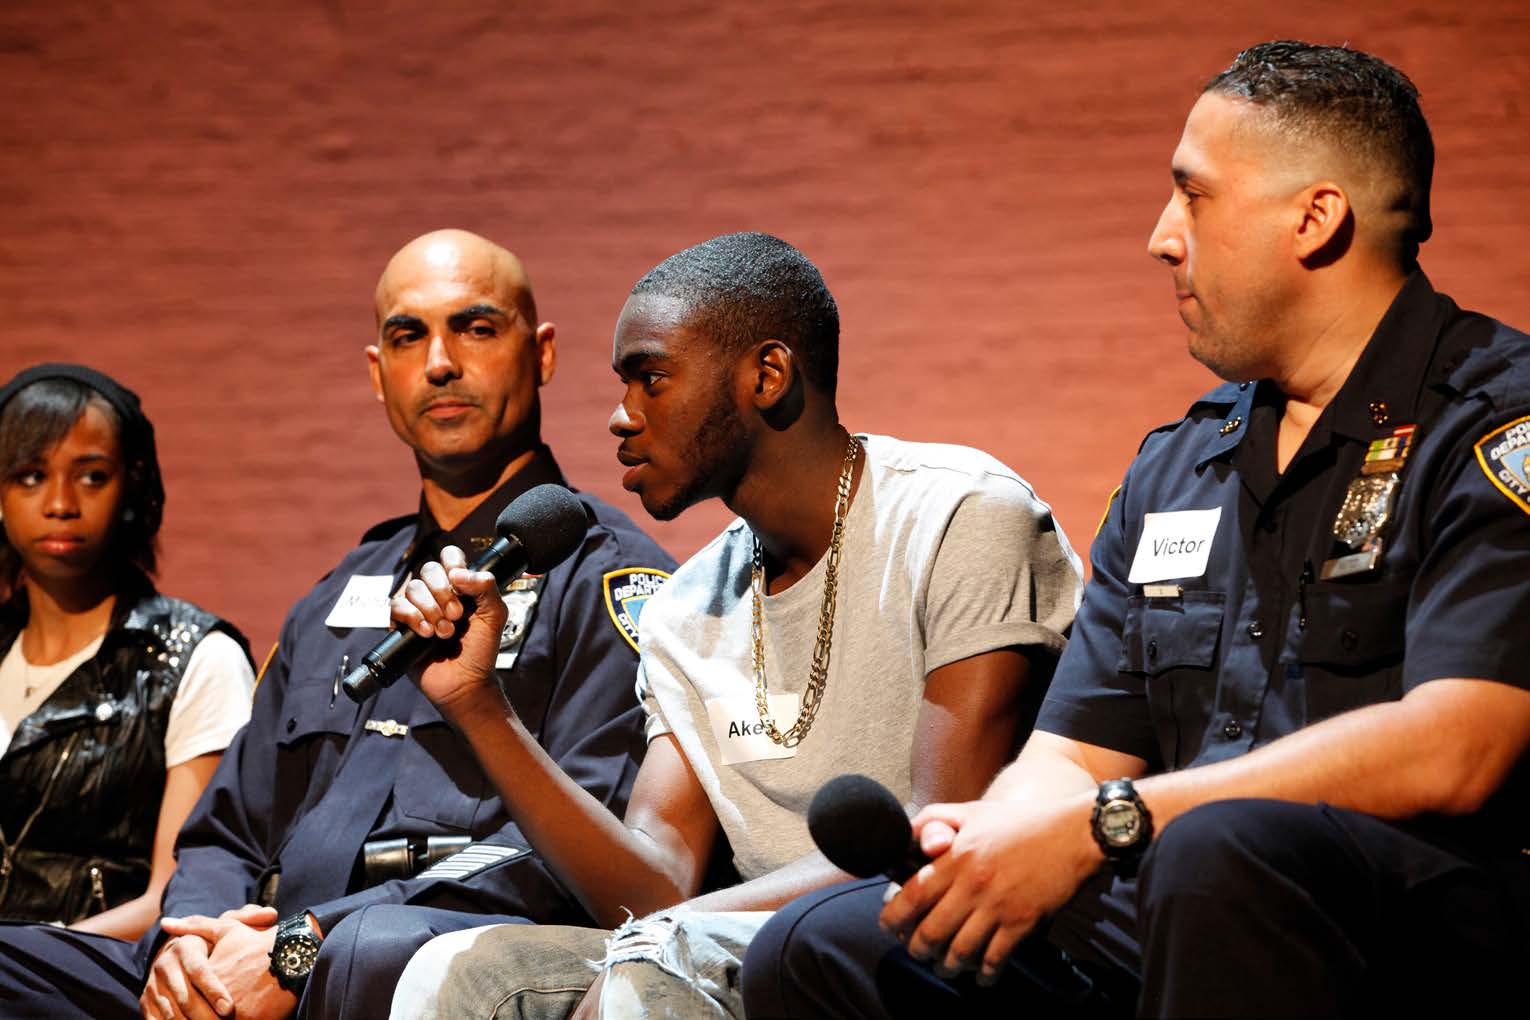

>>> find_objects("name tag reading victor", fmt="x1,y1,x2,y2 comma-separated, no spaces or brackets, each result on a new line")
1128,508,1221,584
325,575,395,629
706,694,801,765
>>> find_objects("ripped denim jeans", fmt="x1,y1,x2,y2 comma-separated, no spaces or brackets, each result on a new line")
389,911,772,1020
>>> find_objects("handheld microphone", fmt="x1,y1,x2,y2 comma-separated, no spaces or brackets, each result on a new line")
341,483,589,703
807,773,1102,1004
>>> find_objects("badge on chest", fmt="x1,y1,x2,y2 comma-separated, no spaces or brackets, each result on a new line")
705,694,801,765
1321,425,1416,580
495,575,544,669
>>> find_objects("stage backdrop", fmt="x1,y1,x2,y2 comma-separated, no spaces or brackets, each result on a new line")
3,0,1528,654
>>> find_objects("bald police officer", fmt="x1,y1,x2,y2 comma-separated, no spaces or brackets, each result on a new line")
0,230,675,1020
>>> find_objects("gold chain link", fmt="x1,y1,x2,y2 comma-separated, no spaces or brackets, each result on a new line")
752,434,859,747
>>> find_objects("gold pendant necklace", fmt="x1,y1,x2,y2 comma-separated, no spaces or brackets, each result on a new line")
751,434,859,748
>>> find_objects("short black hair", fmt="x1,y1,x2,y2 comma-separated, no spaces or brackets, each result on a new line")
0,377,161,591
1206,40,1434,263
631,232,840,397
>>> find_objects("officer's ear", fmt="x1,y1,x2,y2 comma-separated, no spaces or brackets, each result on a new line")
365,344,385,403
1293,180,1353,266
533,322,557,387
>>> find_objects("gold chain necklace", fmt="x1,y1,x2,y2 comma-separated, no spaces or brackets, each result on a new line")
751,433,859,747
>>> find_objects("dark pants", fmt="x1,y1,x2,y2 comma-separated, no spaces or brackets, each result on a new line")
0,906,529,1020
299,905,530,1019
742,869,1141,1019
0,923,146,1019
742,799,1530,1019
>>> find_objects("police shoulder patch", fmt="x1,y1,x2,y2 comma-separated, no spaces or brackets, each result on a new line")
603,568,672,653
1473,414,1530,516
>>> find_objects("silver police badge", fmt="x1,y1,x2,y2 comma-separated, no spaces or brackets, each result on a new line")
495,575,544,670
1321,424,1417,580
1321,474,1398,579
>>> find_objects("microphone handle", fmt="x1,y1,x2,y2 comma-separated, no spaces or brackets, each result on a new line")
341,535,525,702
883,844,927,884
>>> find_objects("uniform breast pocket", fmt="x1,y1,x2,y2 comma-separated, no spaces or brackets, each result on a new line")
1293,579,1408,724
394,721,490,832
274,681,357,749
273,680,358,820
1119,590,1226,769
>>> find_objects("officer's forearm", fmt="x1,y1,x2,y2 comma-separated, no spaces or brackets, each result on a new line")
984,730,1146,804
1136,677,1530,832
442,684,685,924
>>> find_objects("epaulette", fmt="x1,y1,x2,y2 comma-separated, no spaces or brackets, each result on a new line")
1445,317,1530,409
1187,380,1247,413
1135,380,1248,450
358,513,416,545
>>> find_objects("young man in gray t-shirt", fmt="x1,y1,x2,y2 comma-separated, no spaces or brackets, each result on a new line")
387,233,1082,1019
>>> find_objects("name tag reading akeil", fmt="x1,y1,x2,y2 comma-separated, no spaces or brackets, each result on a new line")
705,694,801,765
1128,508,1222,584
324,574,395,629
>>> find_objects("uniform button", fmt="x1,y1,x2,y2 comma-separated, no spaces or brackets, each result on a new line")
1247,621,1264,639
1340,629,1359,651
1223,720,1243,739
286,718,297,734
1147,640,1158,662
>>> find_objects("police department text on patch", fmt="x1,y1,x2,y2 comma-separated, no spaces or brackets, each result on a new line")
1474,414,1530,516
602,568,673,653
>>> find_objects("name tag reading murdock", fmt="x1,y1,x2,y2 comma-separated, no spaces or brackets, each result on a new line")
706,694,801,765
325,575,395,629
1128,508,1222,584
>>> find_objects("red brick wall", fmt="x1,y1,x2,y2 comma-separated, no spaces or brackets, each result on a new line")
3,1,1528,653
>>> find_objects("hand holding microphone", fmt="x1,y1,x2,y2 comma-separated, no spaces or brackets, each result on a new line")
342,483,588,703
807,774,1100,999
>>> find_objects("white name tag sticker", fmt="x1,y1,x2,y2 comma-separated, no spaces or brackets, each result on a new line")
1128,508,1222,584
324,575,395,629
705,694,801,765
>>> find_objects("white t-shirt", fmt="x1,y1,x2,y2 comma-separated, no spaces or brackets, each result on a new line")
636,434,1084,880
0,630,254,763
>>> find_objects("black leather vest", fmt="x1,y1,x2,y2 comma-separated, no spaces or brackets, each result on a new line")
0,586,238,923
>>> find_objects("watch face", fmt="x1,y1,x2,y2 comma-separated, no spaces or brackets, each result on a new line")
1098,799,1142,848
276,935,319,978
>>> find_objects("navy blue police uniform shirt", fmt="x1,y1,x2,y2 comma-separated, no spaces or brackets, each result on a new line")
1038,272,1530,853
161,447,676,937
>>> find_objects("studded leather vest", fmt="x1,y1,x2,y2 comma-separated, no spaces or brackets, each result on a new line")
0,584,240,923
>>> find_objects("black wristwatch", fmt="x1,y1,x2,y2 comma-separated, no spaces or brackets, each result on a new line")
1091,778,1154,876
268,912,322,995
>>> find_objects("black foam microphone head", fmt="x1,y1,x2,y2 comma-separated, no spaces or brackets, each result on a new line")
496,484,590,573
808,774,913,879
